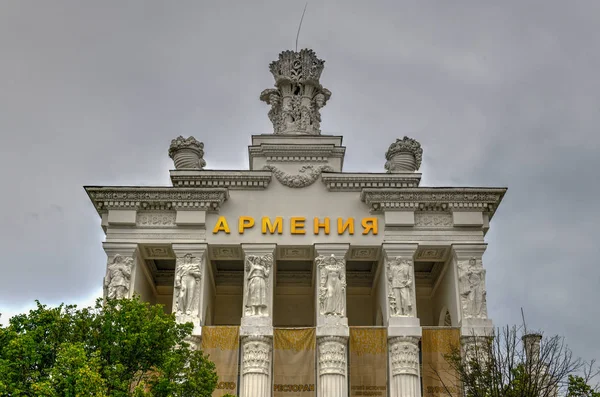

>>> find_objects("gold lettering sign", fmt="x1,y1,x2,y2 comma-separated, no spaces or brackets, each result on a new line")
212,216,378,235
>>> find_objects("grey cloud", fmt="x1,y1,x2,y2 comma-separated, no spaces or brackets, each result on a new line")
0,0,598,364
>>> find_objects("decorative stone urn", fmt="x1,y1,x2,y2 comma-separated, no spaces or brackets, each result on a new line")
384,136,423,173
168,136,206,170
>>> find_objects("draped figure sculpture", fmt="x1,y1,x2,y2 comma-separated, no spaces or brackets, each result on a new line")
387,257,413,316
317,254,346,316
104,254,133,300
459,257,487,318
174,254,202,317
245,254,273,317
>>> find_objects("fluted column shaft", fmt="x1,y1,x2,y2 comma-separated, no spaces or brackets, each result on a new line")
389,336,421,397
318,336,347,397
241,335,272,397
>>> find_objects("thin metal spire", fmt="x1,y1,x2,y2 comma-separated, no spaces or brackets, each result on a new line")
295,2,308,52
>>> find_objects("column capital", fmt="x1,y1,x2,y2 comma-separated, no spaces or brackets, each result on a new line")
452,243,487,259
314,243,350,257
172,243,208,257
382,243,418,258
241,243,276,256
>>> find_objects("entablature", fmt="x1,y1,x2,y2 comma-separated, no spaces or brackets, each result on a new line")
360,187,506,220
321,172,421,191
169,170,271,189
85,186,229,216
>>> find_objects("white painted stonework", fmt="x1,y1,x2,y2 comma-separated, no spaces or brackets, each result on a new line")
85,49,507,397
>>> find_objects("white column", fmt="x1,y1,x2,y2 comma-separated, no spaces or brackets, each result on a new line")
314,244,350,397
382,243,422,397
241,335,272,397
389,336,420,397
171,243,208,337
102,242,138,300
240,244,276,397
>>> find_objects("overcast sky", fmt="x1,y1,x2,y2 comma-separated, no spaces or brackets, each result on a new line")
1,1,599,364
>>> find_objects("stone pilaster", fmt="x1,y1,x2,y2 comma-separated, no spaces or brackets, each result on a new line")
389,336,421,397
240,244,276,333
382,243,421,397
102,242,138,300
452,243,493,336
241,335,272,397
171,243,208,336
240,244,276,397
314,244,349,397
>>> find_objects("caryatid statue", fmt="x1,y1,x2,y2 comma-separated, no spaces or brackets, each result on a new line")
104,254,134,300
174,254,202,317
245,254,273,317
316,254,346,316
459,257,487,318
387,257,414,316
260,49,331,135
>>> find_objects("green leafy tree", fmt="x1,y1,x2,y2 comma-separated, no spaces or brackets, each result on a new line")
0,297,218,396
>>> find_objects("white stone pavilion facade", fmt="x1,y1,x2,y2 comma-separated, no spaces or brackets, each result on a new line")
86,49,506,397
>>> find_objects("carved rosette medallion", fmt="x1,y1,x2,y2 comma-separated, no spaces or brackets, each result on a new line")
318,336,347,376
386,256,415,317
104,254,134,300
316,255,347,317
389,336,420,376
242,335,272,375
173,253,203,323
263,164,333,188
260,49,331,135
457,257,488,319
244,253,274,317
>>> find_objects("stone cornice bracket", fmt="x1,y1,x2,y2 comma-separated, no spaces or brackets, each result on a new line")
264,164,333,188
260,49,330,135
169,170,272,190
85,187,229,216
360,187,507,218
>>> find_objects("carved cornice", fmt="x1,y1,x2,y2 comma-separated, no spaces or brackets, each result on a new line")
85,187,229,216
170,170,271,190
360,188,506,218
264,165,333,188
249,144,345,163
321,172,421,191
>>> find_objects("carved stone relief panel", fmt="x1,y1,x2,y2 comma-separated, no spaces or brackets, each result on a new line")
386,256,415,317
457,257,488,319
104,254,134,300
316,255,346,317
244,253,274,317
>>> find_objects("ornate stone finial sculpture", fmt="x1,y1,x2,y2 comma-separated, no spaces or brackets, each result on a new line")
104,254,134,300
387,256,414,317
385,136,423,173
174,254,202,321
458,257,488,319
168,136,206,170
316,254,346,316
260,49,331,135
244,253,273,317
